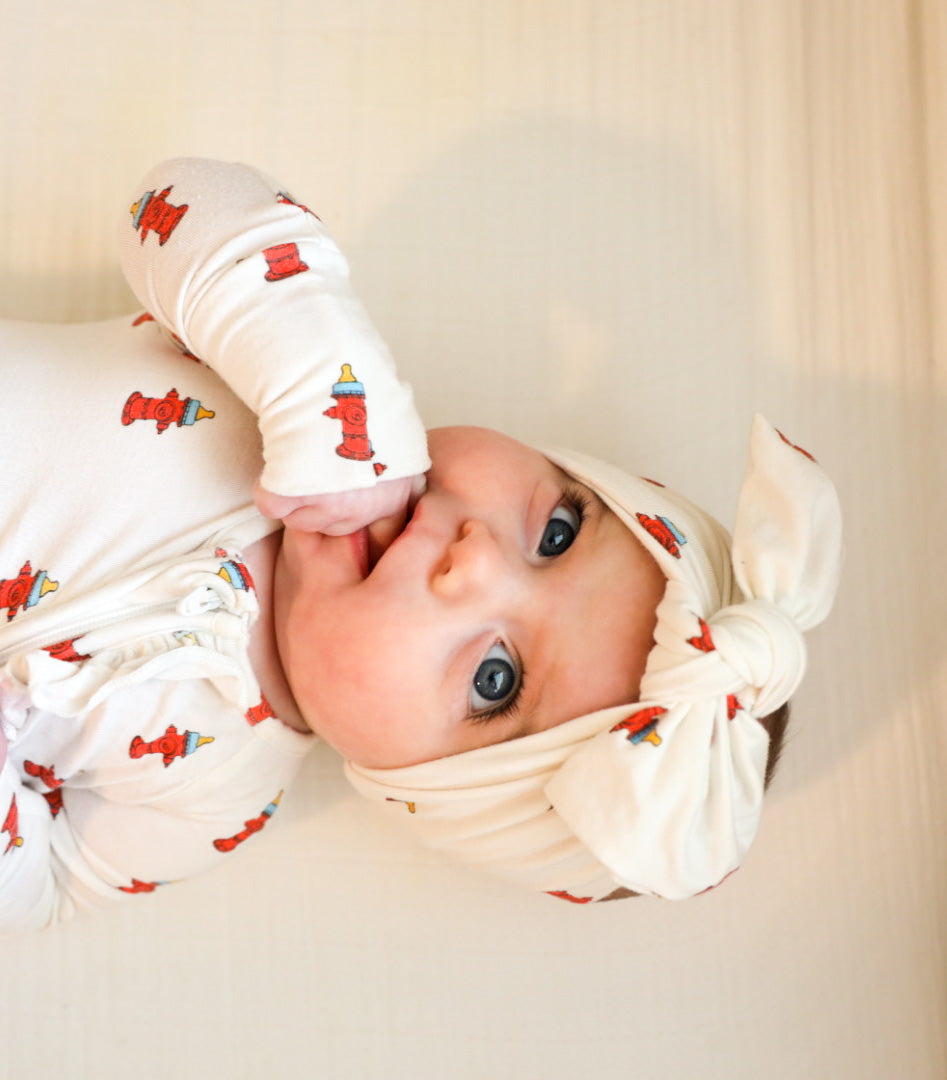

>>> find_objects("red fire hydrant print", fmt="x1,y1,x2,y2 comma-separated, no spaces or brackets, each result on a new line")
547,890,594,904
24,760,62,790
122,388,215,433
262,242,309,281
215,550,255,593
635,513,686,558
610,705,667,747
245,696,275,726
118,878,163,894
130,186,188,245
129,724,215,768
323,363,377,462
0,560,58,621
42,637,91,663
2,796,23,854
687,617,715,653
213,791,282,852
24,761,64,817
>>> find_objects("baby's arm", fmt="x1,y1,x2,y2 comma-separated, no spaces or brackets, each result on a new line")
118,158,430,532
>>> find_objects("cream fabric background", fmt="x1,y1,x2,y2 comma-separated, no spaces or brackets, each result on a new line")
1,2,944,1077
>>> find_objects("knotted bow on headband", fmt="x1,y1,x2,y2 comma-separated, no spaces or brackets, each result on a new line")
345,416,843,901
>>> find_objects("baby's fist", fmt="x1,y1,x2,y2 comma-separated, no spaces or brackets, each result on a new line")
253,474,425,535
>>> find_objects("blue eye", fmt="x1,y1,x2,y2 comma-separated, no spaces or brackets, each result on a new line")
470,642,520,714
538,499,584,557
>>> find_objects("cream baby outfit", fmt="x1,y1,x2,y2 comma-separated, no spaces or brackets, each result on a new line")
0,158,428,933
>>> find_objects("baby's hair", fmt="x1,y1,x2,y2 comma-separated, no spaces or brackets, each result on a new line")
760,701,791,790
597,701,791,902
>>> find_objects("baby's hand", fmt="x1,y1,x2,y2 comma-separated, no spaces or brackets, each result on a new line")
253,474,426,535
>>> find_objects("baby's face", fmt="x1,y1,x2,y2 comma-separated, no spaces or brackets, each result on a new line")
273,427,666,768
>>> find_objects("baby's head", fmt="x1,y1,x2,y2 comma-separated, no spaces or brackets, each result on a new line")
274,417,842,900
274,425,666,768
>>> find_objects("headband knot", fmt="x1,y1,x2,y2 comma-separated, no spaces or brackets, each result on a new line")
706,598,807,717
640,582,806,717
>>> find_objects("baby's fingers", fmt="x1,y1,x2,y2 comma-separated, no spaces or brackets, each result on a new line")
252,481,310,523
253,475,424,535
313,477,417,535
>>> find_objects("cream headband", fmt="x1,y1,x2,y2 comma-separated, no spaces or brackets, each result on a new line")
345,416,842,901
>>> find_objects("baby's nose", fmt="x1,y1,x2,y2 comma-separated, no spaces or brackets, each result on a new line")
431,519,507,598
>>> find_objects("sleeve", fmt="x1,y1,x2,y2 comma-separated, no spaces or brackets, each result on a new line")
118,157,430,498
0,676,300,935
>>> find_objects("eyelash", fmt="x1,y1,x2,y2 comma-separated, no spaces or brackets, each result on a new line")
561,483,590,534
469,484,590,724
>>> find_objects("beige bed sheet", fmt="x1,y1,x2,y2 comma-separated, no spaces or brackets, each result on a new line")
1,2,944,1077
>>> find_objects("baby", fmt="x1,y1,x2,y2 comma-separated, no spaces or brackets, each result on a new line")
0,159,842,932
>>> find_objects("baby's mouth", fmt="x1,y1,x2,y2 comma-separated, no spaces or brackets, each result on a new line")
365,484,424,575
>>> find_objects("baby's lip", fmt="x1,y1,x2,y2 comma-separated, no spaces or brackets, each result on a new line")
365,483,425,575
